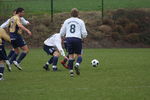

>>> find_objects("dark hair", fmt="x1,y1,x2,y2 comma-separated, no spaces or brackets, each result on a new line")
16,8,24,14
71,8,79,17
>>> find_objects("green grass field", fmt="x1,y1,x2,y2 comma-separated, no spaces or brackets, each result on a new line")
0,0,150,15
0,48,150,100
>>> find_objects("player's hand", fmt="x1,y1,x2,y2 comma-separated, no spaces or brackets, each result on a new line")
27,22,31,25
64,56,69,60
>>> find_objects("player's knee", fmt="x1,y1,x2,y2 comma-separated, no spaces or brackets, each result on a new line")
53,51,60,57
14,49,20,54
25,48,29,53
77,54,82,57
69,54,74,59
23,47,29,53
0,60,4,64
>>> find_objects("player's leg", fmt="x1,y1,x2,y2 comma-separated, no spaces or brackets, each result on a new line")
9,35,20,65
0,47,6,80
43,45,55,71
9,48,19,65
75,54,82,67
2,47,12,72
68,54,75,77
74,38,82,75
61,54,69,69
17,45,29,64
61,41,69,68
16,35,28,64
11,35,27,70
66,38,75,77
0,60,5,80
52,51,60,71
7,48,15,60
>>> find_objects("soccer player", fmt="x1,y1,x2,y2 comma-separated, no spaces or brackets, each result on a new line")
0,28,11,80
0,9,30,71
43,33,68,71
60,8,88,77
8,8,32,70
0,9,30,29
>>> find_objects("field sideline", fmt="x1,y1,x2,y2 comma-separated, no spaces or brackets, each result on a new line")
0,48,150,100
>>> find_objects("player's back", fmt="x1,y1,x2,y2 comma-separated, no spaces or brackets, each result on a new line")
64,17,85,39
44,33,61,46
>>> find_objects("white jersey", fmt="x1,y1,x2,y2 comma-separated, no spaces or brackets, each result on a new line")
60,17,87,39
44,33,65,57
0,17,29,28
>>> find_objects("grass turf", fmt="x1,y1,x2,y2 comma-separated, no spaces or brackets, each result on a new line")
0,48,150,100
0,0,150,15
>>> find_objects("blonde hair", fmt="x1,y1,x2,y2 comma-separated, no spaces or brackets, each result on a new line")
71,8,79,17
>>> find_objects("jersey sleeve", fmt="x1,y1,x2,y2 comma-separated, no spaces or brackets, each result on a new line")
21,17,29,25
81,21,88,38
55,36,65,56
0,19,10,28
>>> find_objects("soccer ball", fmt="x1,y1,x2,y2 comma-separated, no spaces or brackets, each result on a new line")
91,59,99,67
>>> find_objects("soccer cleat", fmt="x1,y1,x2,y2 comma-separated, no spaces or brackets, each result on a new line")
52,68,58,72
43,64,50,71
60,60,68,69
74,64,80,75
13,61,22,70
0,77,4,81
5,60,12,72
69,70,74,77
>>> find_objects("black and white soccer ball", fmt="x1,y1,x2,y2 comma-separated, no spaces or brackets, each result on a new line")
91,59,99,67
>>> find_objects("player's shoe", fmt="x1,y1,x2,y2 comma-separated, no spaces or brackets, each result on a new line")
0,73,4,80
69,70,74,77
52,68,58,71
43,64,50,71
61,60,68,69
5,60,12,72
13,61,22,70
74,64,80,75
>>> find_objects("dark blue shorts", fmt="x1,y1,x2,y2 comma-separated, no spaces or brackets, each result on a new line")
64,40,68,52
0,45,8,61
43,44,56,55
10,33,26,48
66,37,82,55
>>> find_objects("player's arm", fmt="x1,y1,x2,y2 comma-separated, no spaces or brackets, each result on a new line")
81,21,88,38
55,37,66,57
60,22,66,37
0,19,10,28
55,41,65,56
20,17,30,25
16,17,32,36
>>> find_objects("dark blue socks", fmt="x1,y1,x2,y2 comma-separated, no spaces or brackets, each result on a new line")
0,64,5,77
52,56,58,66
7,50,15,59
48,57,54,65
9,52,18,64
68,59,75,70
77,56,82,64
17,52,27,64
